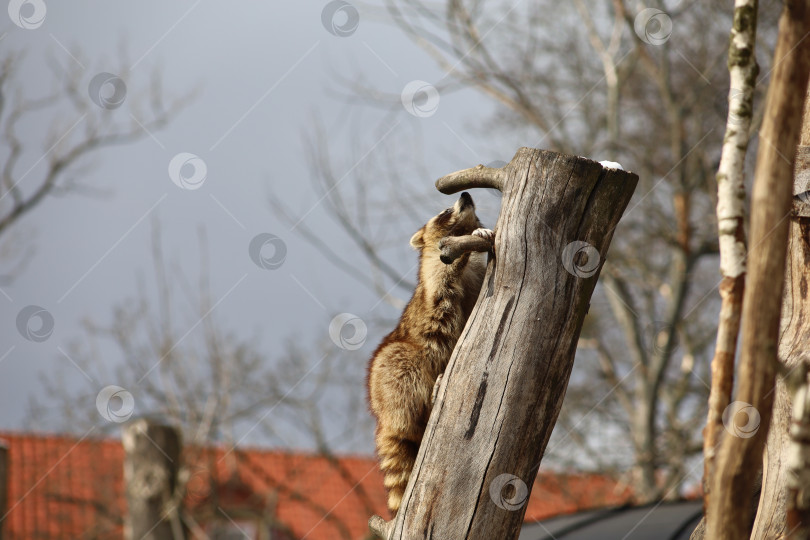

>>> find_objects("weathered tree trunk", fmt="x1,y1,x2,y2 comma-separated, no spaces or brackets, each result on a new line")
0,441,7,540
386,148,637,539
706,2,810,538
786,363,810,539
123,419,184,540
750,86,810,540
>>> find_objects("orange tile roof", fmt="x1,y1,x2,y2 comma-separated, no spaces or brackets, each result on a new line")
0,431,633,539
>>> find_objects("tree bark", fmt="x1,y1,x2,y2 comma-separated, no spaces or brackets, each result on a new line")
0,441,7,540
706,2,810,539
385,148,637,539
703,0,758,518
751,86,810,540
786,365,810,539
123,419,184,540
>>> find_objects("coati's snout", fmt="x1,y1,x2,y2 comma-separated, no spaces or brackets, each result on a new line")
456,191,474,211
409,192,483,251
442,192,480,234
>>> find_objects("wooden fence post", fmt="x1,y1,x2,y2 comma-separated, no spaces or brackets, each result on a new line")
123,418,184,540
388,148,637,539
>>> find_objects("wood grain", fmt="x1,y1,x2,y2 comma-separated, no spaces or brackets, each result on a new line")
752,149,810,539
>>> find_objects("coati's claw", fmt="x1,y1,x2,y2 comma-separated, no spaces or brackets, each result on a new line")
431,373,444,405
472,228,495,243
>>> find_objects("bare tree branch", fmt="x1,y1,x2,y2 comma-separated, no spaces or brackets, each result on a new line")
0,51,194,240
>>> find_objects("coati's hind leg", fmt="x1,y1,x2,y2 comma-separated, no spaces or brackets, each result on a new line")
369,343,432,515
378,372,444,516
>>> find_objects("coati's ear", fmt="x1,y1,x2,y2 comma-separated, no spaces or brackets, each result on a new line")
409,228,425,249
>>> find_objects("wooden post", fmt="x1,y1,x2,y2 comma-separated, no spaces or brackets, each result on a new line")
388,148,637,539
123,419,184,540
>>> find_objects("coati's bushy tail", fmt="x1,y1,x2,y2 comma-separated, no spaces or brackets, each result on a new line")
376,430,420,515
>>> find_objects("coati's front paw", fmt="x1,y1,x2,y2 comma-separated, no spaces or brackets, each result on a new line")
472,228,495,243
431,373,444,405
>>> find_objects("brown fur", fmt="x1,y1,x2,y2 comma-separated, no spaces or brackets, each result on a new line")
367,192,488,516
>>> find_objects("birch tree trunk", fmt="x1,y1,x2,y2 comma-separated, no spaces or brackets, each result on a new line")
706,2,810,538
385,148,637,539
703,0,758,517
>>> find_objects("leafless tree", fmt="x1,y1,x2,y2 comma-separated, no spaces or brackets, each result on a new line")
0,47,192,282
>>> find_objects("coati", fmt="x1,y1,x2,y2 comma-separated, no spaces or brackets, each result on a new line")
367,191,493,515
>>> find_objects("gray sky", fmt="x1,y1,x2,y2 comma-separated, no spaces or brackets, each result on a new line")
0,1,509,441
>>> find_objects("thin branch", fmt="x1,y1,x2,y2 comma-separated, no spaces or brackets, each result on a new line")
0,51,192,238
